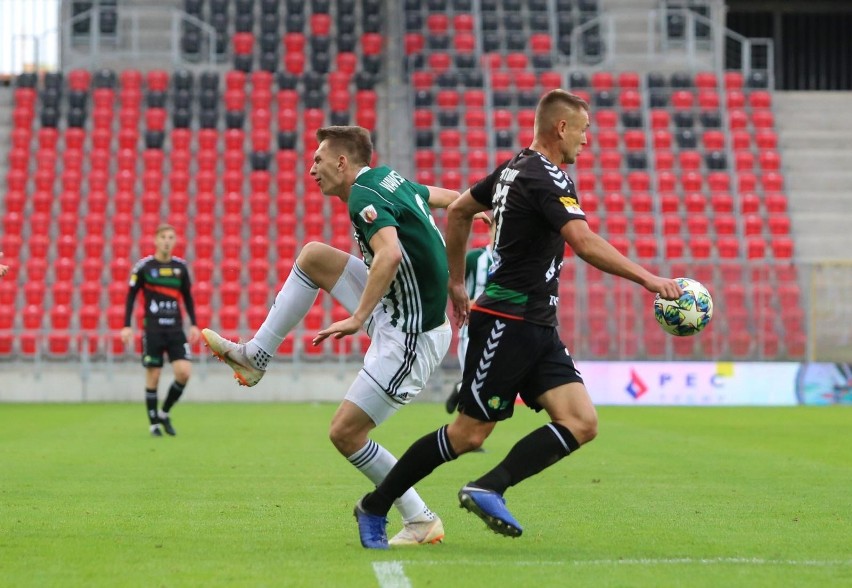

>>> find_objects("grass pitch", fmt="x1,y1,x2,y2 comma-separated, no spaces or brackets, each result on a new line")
0,403,849,587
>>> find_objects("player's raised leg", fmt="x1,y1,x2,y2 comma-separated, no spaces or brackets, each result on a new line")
203,243,357,386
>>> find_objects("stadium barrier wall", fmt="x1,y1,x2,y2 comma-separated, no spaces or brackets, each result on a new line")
1,361,847,405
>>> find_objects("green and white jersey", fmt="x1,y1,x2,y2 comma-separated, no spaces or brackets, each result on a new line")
465,245,494,302
349,166,448,333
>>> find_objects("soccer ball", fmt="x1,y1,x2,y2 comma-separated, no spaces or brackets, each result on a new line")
654,277,713,336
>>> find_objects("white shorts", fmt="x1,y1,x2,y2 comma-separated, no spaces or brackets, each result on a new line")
345,309,452,425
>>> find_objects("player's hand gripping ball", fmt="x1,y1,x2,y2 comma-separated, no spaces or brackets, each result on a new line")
654,277,713,336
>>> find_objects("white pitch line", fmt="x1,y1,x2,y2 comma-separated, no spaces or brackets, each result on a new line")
395,558,852,568
373,561,412,588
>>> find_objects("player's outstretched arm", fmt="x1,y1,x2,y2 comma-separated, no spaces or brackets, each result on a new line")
561,219,682,300
0,251,9,278
424,185,461,209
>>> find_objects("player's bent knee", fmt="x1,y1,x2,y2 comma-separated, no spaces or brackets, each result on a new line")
173,365,191,383
328,423,364,456
447,423,490,454
568,415,599,445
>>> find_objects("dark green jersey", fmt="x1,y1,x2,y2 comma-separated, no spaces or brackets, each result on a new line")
349,166,448,333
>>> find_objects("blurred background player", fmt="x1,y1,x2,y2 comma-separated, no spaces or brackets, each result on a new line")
202,125,467,546
121,224,199,437
445,222,495,414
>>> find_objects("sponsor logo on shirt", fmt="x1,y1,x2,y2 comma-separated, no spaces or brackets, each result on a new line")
559,195,585,216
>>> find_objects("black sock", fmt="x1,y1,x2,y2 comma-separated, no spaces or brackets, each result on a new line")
474,423,580,495
361,425,457,516
161,381,186,414
145,388,158,425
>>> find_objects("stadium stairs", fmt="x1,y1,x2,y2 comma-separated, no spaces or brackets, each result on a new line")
774,91,852,261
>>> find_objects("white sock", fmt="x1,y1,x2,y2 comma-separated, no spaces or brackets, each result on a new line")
157,410,169,420
328,256,367,315
248,264,319,358
348,439,434,522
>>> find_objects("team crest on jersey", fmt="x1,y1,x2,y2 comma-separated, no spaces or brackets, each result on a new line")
359,204,378,223
559,195,585,216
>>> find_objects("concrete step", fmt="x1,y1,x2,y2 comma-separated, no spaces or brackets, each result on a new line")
773,112,852,132
778,130,852,151
790,234,852,262
774,93,852,133
775,91,852,110
792,212,852,232
785,171,852,191
781,149,852,172
787,190,852,214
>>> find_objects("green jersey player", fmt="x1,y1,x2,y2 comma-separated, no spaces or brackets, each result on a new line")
201,126,459,546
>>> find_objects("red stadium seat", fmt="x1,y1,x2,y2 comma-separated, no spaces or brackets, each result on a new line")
596,129,619,150
770,236,794,259
619,90,641,110
671,90,694,109
762,171,784,192
654,150,674,171
755,130,778,149
752,110,775,129
765,192,788,213
689,236,712,259
728,109,748,129
665,235,686,259
717,236,739,259
685,215,709,234
630,192,653,213
594,110,618,128
709,192,734,213
746,236,767,259
652,129,672,149
694,71,717,89
734,151,754,171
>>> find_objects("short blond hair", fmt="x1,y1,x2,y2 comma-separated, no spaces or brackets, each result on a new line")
534,89,589,135
155,223,176,236
316,126,373,167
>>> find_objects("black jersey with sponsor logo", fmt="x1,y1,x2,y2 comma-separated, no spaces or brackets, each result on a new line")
469,149,587,326
124,256,197,332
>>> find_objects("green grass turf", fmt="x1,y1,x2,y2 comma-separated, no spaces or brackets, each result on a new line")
0,403,849,587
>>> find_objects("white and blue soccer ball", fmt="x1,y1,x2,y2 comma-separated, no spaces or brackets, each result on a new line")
654,277,713,336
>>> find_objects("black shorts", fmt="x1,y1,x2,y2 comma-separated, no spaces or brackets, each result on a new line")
458,310,584,422
141,330,190,368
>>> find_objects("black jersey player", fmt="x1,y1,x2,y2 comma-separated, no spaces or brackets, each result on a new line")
121,224,199,437
353,90,684,548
